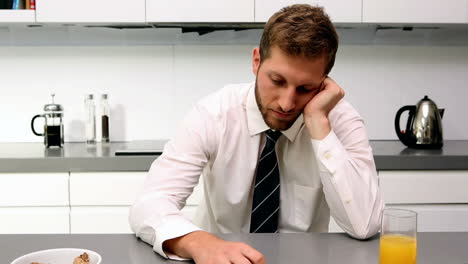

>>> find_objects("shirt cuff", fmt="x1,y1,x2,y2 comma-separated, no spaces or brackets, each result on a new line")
310,130,344,174
153,215,202,261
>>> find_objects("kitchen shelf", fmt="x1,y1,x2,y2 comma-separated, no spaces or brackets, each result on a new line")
0,10,35,23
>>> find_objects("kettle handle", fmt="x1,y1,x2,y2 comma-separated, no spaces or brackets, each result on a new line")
395,105,416,147
31,114,45,136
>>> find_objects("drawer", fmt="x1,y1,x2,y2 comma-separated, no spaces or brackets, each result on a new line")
70,206,133,234
0,207,69,234
386,204,468,232
379,170,468,204
70,172,147,206
328,217,344,233
0,173,69,206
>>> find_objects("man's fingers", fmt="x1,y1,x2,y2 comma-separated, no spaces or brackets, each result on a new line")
241,246,266,264
230,254,254,264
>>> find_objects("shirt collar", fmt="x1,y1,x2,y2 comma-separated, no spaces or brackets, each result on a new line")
245,82,304,142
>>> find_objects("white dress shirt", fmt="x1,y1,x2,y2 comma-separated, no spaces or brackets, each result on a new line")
129,82,384,260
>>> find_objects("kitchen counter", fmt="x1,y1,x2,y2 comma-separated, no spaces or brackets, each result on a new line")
2,233,468,264
1,140,468,172
0,141,163,173
371,140,468,170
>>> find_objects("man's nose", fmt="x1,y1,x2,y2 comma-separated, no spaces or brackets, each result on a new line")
278,86,296,112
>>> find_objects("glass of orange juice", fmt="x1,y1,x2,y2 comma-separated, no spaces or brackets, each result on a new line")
379,208,417,264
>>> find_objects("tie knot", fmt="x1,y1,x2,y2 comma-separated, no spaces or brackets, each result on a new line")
265,129,282,142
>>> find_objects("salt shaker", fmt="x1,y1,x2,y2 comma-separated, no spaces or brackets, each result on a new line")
84,94,96,144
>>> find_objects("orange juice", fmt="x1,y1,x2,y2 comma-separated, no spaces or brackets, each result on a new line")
379,234,417,264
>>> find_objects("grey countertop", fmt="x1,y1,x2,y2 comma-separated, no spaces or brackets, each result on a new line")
2,233,468,264
0,141,163,173
371,140,468,170
1,140,468,172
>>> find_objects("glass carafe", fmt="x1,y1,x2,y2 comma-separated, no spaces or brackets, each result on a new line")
31,94,64,148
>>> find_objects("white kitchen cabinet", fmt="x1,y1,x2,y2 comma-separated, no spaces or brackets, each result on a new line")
0,207,69,234
70,206,132,234
363,0,468,23
68,171,203,233
255,0,362,23
70,171,204,206
0,10,35,23
380,170,468,232
379,170,468,204
328,217,343,233
35,0,145,23
70,172,147,206
385,204,468,232
0,173,68,207
146,0,253,23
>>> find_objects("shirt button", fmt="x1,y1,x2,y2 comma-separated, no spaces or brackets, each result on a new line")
344,198,352,204
324,151,332,160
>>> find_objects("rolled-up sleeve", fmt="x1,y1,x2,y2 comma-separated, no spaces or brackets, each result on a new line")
129,104,218,260
311,99,384,239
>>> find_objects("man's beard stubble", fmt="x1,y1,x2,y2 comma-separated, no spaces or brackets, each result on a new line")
254,78,299,131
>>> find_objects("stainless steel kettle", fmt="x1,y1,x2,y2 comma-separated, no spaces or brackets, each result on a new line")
394,95,444,149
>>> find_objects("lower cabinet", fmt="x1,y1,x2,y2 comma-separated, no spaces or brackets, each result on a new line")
385,204,468,232
380,170,468,232
0,172,69,234
0,207,69,234
70,206,133,234
68,171,204,234
2,170,468,234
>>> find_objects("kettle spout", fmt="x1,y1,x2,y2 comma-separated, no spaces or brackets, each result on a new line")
439,108,445,119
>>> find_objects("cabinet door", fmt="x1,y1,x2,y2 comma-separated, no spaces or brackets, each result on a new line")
146,0,254,22
386,204,468,232
0,10,35,22
0,207,69,234
379,171,468,204
255,0,361,23
70,206,132,234
363,0,468,23
70,172,147,206
328,216,344,233
0,173,68,207
36,0,145,23
70,171,204,206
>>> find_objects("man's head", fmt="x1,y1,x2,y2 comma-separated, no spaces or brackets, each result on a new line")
252,4,339,131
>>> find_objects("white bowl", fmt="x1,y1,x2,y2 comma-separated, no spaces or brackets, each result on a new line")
11,248,102,264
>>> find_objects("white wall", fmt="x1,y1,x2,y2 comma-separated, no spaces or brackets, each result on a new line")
0,27,467,142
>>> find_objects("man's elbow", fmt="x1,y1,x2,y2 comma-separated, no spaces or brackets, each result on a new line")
348,213,382,240
348,227,378,240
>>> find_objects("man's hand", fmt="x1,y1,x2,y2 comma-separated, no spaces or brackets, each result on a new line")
163,230,267,264
303,77,345,140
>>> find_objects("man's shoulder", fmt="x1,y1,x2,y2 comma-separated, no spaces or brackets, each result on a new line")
197,82,253,117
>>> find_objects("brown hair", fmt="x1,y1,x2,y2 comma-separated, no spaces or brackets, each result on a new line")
259,4,339,74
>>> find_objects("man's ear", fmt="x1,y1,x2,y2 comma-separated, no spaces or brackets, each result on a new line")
252,47,261,76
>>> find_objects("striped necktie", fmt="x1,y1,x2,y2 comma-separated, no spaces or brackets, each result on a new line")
250,129,282,233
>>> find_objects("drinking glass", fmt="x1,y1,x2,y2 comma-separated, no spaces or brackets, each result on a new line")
379,208,417,264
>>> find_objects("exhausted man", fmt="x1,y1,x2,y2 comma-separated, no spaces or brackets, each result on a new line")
130,4,384,264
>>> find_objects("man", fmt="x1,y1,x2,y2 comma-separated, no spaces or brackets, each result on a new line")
130,4,384,264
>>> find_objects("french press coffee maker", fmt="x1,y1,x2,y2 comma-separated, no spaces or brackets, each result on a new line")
31,94,64,148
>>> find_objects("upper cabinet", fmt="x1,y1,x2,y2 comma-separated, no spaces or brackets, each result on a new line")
146,0,254,22
4,0,468,26
36,0,145,23
0,10,35,23
255,0,362,23
363,0,468,24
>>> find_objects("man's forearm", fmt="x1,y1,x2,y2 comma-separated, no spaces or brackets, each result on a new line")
305,114,331,140
163,230,211,258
